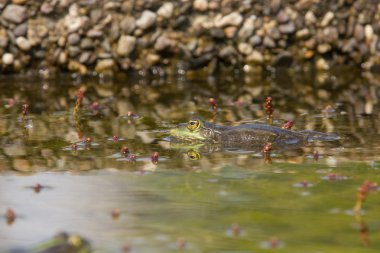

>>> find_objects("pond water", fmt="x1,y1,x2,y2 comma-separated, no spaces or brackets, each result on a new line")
0,68,380,252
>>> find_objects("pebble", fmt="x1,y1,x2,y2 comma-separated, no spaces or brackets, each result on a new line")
238,42,253,55
14,23,28,37
354,24,364,41
16,36,31,51
120,16,136,34
2,53,14,65
316,58,329,70
80,38,94,50
246,50,264,64
238,16,255,40
154,35,172,52
95,59,115,73
157,2,174,19
317,43,331,54
279,22,295,34
321,11,334,27
364,25,374,42
249,35,262,46
117,35,136,57
136,10,157,30
2,4,27,24
263,36,276,48
67,33,80,45
216,12,243,28
0,33,8,48
193,0,208,12
305,11,316,25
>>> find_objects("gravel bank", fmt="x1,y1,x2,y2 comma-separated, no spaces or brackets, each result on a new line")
1,0,380,74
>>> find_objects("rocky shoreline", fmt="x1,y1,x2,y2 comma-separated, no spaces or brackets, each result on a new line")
1,0,380,75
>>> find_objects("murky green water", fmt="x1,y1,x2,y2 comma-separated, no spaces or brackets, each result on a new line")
1,69,380,252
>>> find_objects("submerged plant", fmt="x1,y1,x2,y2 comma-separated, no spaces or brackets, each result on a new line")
262,142,273,164
264,96,274,124
354,180,378,213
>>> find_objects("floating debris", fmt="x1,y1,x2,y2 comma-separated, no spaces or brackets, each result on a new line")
260,236,284,249
130,154,137,162
71,143,78,151
322,173,348,181
176,237,187,250
293,180,313,188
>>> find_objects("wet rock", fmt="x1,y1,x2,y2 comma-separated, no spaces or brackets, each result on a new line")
67,33,80,45
215,12,243,28
146,53,160,66
95,59,115,73
157,2,174,18
272,52,293,67
136,10,156,30
2,4,27,24
2,52,14,65
279,22,295,34
321,11,334,27
68,60,87,75
193,0,208,12
238,42,253,56
16,36,31,51
246,50,264,64
219,46,238,63
117,35,136,57
154,35,172,52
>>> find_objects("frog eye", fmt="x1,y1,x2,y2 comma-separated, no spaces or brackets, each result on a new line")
187,150,201,160
187,119,200,131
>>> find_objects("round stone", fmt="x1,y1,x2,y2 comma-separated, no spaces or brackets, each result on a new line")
2,53,14,65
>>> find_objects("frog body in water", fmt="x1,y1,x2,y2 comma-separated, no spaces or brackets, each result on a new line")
170,118,339,149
